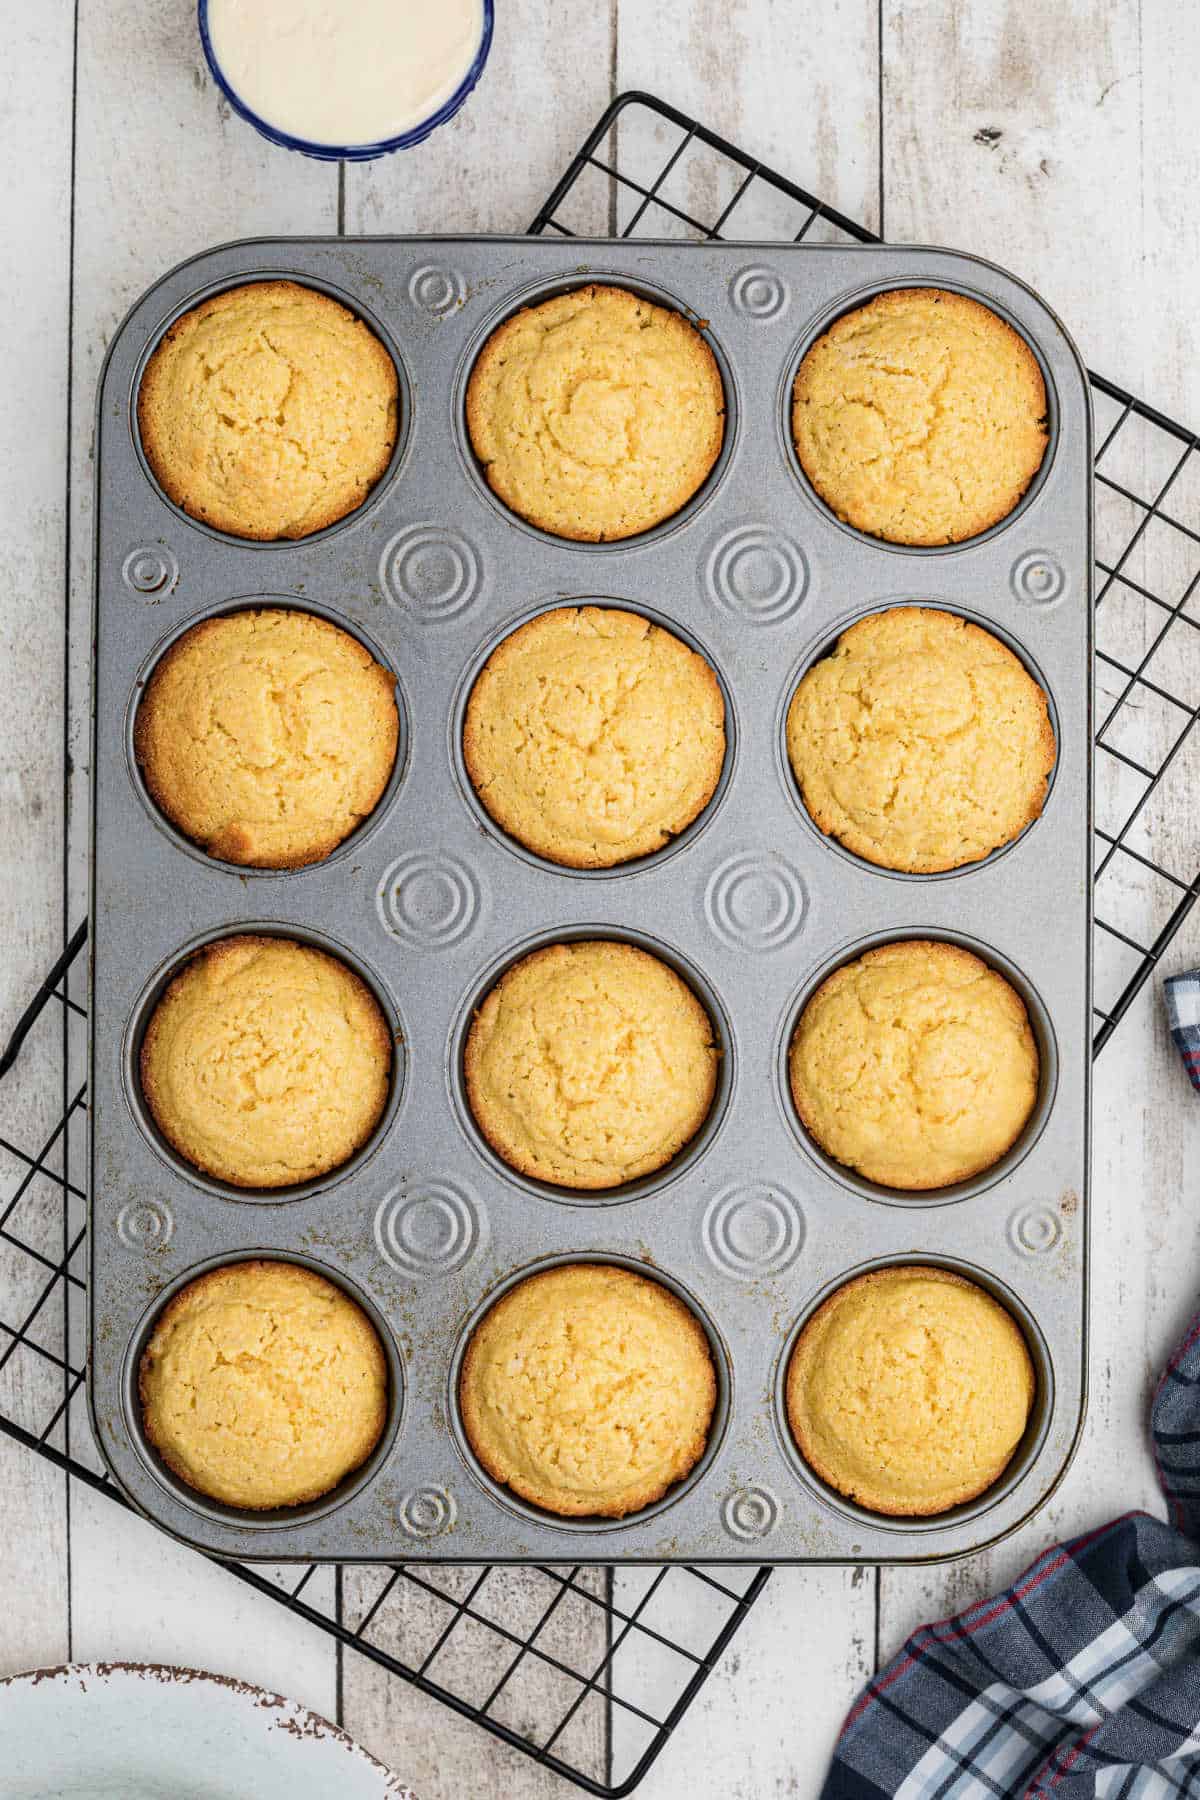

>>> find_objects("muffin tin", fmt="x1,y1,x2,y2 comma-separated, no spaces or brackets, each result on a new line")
88,237,1092,1563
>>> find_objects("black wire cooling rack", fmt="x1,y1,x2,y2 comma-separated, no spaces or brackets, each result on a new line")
4,89,1200,1798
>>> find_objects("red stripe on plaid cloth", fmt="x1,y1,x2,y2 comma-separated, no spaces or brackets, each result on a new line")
1184,1048,1200,1066
839,1515,1137,1736
1024,1719,1100,1798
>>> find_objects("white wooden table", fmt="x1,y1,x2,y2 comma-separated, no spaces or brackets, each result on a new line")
4,4,1200,1794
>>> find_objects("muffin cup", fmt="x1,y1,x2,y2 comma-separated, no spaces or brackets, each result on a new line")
774,599,1061,882
122,1250,405,1532
450,925,735,1206
773,1254,1055,1535
776,927,1059,1206
454,273,740,551
779,277,1060,554
197,0,494,162
123,924,406,1203
449,596,738,879
130,272,412,546
447,1252,733,1533
126,598,410,878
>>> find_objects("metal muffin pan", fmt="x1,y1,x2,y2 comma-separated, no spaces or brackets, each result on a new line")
88,237,1092,1563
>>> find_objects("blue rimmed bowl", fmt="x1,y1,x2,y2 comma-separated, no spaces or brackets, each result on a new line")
197,0,494,161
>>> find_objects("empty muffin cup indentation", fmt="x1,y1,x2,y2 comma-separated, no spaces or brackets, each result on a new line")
455,600,734,875
128,926,403,1200
780,603,1058,877
776,1257,1053,1528
460,277,735,547
134,275,407,544
451,1254,731,1529
127,1252,402,1528
786,283,1055,550
130,601,407,873
780,930,1057,1204
454,928,733,1203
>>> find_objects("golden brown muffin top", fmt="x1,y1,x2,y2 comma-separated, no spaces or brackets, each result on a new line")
136,608,399,869
464,606,725,868
460,1263,716,1517
464,940,718,1190
786,1264,1035,1516
786,607,1055,872
138,279,398,541
792,287,1048,545
789,939,1039,1190
140,1259,388,1510
465,284,724,541
140,935,392,1189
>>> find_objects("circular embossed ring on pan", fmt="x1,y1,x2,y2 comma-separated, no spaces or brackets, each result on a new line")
375,1181,482,1278
122,544,178,597
704,523,808,625
701,1183,804,1280
729,266,790,323
407,263,466,318
121,1248,404,1534
378,851,483,949
1012,550,1067,605
446,1251,732,1534
703,851,807,951
721,1485,780,1541
381,522,482,622
398,1485,458,1538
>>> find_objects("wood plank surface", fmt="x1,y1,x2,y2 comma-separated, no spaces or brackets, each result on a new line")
0,0,76,1684
55,0,340,1720
2,2,1200,1795
874,0,1200,1671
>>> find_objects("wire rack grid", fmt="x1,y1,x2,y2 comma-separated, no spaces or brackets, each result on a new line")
3,88,1200,1797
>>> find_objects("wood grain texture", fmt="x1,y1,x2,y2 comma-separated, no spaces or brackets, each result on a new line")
50,0,340,1719
0,0,75,1685
875,0,1200,1673
2,1,1200,1794
344,3,615,234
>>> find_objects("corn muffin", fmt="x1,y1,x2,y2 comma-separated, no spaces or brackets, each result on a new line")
465,284,725,541
464,940,718,1189
138,279,399,541
792,287,1048,545
786,1264,1035,1516
460,1263,716,1518
786,607,1055,872
463,606,726,868
140,934,392,1189
789,939,1039,1190
140,1260,388,1510
135,608,400,869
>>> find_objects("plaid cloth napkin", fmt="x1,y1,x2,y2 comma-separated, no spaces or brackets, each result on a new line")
1165,972,1200,1093
823,1309,1200,1798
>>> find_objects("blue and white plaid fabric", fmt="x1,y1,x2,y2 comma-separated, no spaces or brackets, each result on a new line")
823,1305,1200,1798
1165,971,1200,1093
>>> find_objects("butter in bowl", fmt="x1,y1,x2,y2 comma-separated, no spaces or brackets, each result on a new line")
198,0,493,160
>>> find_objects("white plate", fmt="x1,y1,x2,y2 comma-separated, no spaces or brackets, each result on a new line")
0,1662,418,1799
